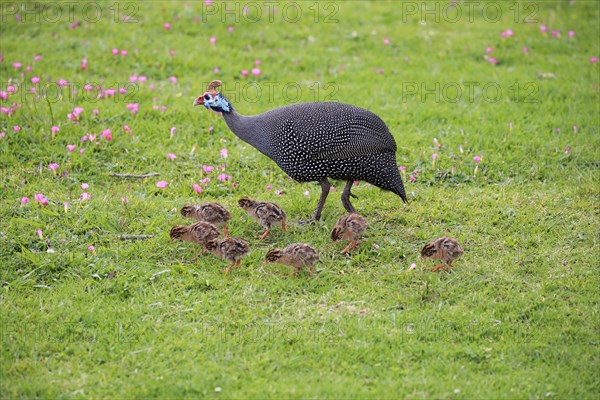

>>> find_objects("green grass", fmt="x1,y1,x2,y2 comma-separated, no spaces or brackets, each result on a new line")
1,0,599,398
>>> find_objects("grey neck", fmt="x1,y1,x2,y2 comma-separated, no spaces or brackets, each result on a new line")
222,107,271,157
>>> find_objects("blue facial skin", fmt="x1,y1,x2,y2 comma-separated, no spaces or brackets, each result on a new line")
204,93,231,113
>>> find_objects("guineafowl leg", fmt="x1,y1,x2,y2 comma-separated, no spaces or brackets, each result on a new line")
302,178,331,224
259,228,271,240
341,180,358,213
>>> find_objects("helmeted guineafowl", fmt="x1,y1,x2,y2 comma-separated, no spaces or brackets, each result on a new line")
194,80,407,222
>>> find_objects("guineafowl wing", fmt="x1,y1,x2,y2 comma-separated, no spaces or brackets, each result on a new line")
269,103,397,162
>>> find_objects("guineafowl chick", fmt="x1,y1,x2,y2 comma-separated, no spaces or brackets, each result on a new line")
181,203,232,237
204,237,250,274
170,222,220,256
331,213,368,254
420,237,464,272
265,243,319,277
194,81,407,223
170,222,221,245
238,196,287,240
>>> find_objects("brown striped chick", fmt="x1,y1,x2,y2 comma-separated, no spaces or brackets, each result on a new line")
331,213,368,254
238,197,287,240
204,237,250,274
265,243,319,277
180,203,232,237
420,237,464,272
169,222,220,255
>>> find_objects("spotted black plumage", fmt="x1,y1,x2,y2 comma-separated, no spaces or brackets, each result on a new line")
195,81,407,221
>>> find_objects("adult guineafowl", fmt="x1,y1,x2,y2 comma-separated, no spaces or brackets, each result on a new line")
194,80,407,222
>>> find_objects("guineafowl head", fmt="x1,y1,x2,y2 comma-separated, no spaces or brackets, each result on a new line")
169,225,189,241
265,249,284,263
193,80,231,113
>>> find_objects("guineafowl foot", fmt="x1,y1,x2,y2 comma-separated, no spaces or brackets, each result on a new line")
341,180,357,213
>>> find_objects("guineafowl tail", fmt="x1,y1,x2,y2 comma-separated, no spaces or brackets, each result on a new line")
389,172,408,203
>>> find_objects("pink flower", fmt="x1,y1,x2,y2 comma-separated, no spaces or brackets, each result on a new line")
276,190,284,196
34,193,49,206
304,190,310,197
121,50,128,56
0,91,7,101
21,197,29,206
87,245,95,252
432,153,438,161
48,163,59,171
170,127,176,138
551,30,560,37
101,129,112,141
164,22,171,30
487,56,498,65
473,155,482,164
166,153,176,160
126,103,139,114
266,185,272,190
193,184,203,194
409,263,417,270
124,125,132,133
213,67,220,74
591,57,598,64
203,165,213,173
13,125,21,132
34,55,42,61
31,76,40,84
79,149,85,154
241,69,249,77
254,60,261,65
200,178,211,184
209,126,214,132
67,144,76,152
564,146,571,155
573,125,578,133
409,176,416,183
217,173,228,182
37,229,43,239
121,197,127,204
81,58,87,70
251,68,261,77
81,183,89,190
399,165,407,171
112,48,119,55
210,37,217,44
170,50,176,56
13,62,21,69
568,30,575,37
540,25,547,32
138,76,147,83
523,47,529,54
80,192,91,201
373,243,380,249
228,26,234,32
169,76,177,83
220,148,228,158
156,181,168,189
383,38,390,45
485,47,493,53
51,126,59,134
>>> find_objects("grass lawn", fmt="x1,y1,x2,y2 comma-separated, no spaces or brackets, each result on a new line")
1,0,599,398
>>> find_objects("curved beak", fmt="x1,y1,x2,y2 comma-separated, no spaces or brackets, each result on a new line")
193,97,203,106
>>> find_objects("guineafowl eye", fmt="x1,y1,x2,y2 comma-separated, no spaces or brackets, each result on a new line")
204,94,210,101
